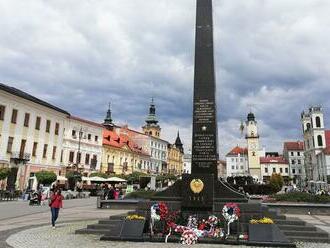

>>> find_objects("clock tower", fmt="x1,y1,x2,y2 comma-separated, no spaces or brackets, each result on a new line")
246,112,261,180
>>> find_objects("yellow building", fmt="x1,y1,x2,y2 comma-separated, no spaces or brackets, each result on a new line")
167,132,184,175
101,126,150,175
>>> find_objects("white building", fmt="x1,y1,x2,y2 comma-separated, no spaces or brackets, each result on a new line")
0,83,69,190
301,106,327,181
61,116,103,174
183,149,192,174
260,156,289,183
283,141,305,186
226,146,248,177
150,137,168,174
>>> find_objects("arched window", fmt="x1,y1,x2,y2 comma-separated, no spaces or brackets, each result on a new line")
306,123,311,130
317,135,323,147
316,116,321,128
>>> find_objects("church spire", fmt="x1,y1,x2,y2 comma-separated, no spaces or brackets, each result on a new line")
142,98,161,138
175,130,184,153
103,102,114,130
145,97,158,125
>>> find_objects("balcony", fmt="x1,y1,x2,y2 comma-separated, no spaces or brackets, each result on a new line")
10,152,31,164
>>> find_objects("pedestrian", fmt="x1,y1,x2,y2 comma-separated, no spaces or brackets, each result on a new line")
49,188,64,229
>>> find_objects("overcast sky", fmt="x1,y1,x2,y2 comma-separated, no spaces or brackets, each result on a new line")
1,0,330,158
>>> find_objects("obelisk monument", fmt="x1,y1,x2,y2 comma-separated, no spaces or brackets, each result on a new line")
191,0,218,177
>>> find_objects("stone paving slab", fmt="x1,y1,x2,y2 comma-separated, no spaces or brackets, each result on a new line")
5,221,330,248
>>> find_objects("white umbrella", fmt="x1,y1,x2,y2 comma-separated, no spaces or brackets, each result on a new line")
81,176,90,181
89,176,107,182
106,177,127,182
57,175,67,181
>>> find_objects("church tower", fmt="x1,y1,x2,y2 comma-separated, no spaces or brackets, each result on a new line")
175,131,184,153
103,103,114,130
142,98,161,138
246,112,261,180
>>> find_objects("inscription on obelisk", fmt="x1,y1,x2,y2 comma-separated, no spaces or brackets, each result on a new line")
191,0,218,177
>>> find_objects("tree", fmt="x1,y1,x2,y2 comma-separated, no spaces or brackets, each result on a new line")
125,172,147,184
270,173,284,193
66,171,82,190
89,172,108,178
0,168,10,180
35,171,57,185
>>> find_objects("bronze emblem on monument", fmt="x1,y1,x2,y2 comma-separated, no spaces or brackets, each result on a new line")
190,179,204,194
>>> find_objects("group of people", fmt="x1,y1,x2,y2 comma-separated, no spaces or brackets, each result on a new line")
101,183,123,200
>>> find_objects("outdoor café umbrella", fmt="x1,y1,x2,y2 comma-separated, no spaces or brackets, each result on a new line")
106,177,127,182
89,176,107,182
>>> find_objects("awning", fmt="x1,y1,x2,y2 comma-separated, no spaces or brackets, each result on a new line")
89,176,107,182
57,175,67,181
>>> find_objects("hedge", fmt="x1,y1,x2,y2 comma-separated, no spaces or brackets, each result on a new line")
274,192,330,203
35,171,57,185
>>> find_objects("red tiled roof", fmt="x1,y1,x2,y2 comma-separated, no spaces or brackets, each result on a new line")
325,130,330,148
102,128,149,156
227,146,248,156
260,156,288,164
283,141,304,151
70,116,103,128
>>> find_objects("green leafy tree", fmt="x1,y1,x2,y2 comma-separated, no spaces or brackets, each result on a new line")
89,172,108,178
125,172,147,184
66,171,82,190
270,173,284,192
0,168,10,180
35,171,57,185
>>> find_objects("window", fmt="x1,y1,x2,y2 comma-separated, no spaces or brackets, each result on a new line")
299,169,302,174
232,166,234,170
280,168,283,173
77,152,81,163
316,116,321,128
292,169,296,174
11,109,18,124
0,105,5,120
231,158,234,162
69,151,74,162
46,120,51,133
240,166,243,169
85,154,90,164
7,137,14,153
306,123,311,130
317,135,323,147
291,152,294,156
60,150,63,162
265,168,268,173
52,146,57,159
43,144,48,158
35,116,41,130
32,142,38,157
285,168,288,173
291,159,295,164
88,134,91,140
55,123,59,135
72,130,76,137
24,113,30,127
273,168,276,173
297,152,300,156
95,136,98,142
297,159,301,164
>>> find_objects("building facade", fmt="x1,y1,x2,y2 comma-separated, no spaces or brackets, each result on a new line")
0,83,69,190
260,156,289,183
217,160,226,179
245,112,261,180
167,132,184,175
301,106,326,181
61,116,103,175
283,141,305,185
183,150,192,174
226,146,248,177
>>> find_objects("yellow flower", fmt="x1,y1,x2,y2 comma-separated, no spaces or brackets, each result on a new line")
126,215,145,220
249,217,274,224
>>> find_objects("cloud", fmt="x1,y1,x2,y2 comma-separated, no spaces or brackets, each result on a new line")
1,0,330,159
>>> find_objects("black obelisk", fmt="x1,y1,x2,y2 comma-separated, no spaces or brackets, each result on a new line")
191,0,218,177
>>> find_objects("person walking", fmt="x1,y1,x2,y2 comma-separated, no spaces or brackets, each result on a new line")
49,188,64,229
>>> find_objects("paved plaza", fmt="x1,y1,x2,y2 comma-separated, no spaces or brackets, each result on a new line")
0,198,330,248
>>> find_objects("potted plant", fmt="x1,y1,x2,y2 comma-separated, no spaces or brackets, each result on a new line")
248,217,288,243
120,215,146,240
